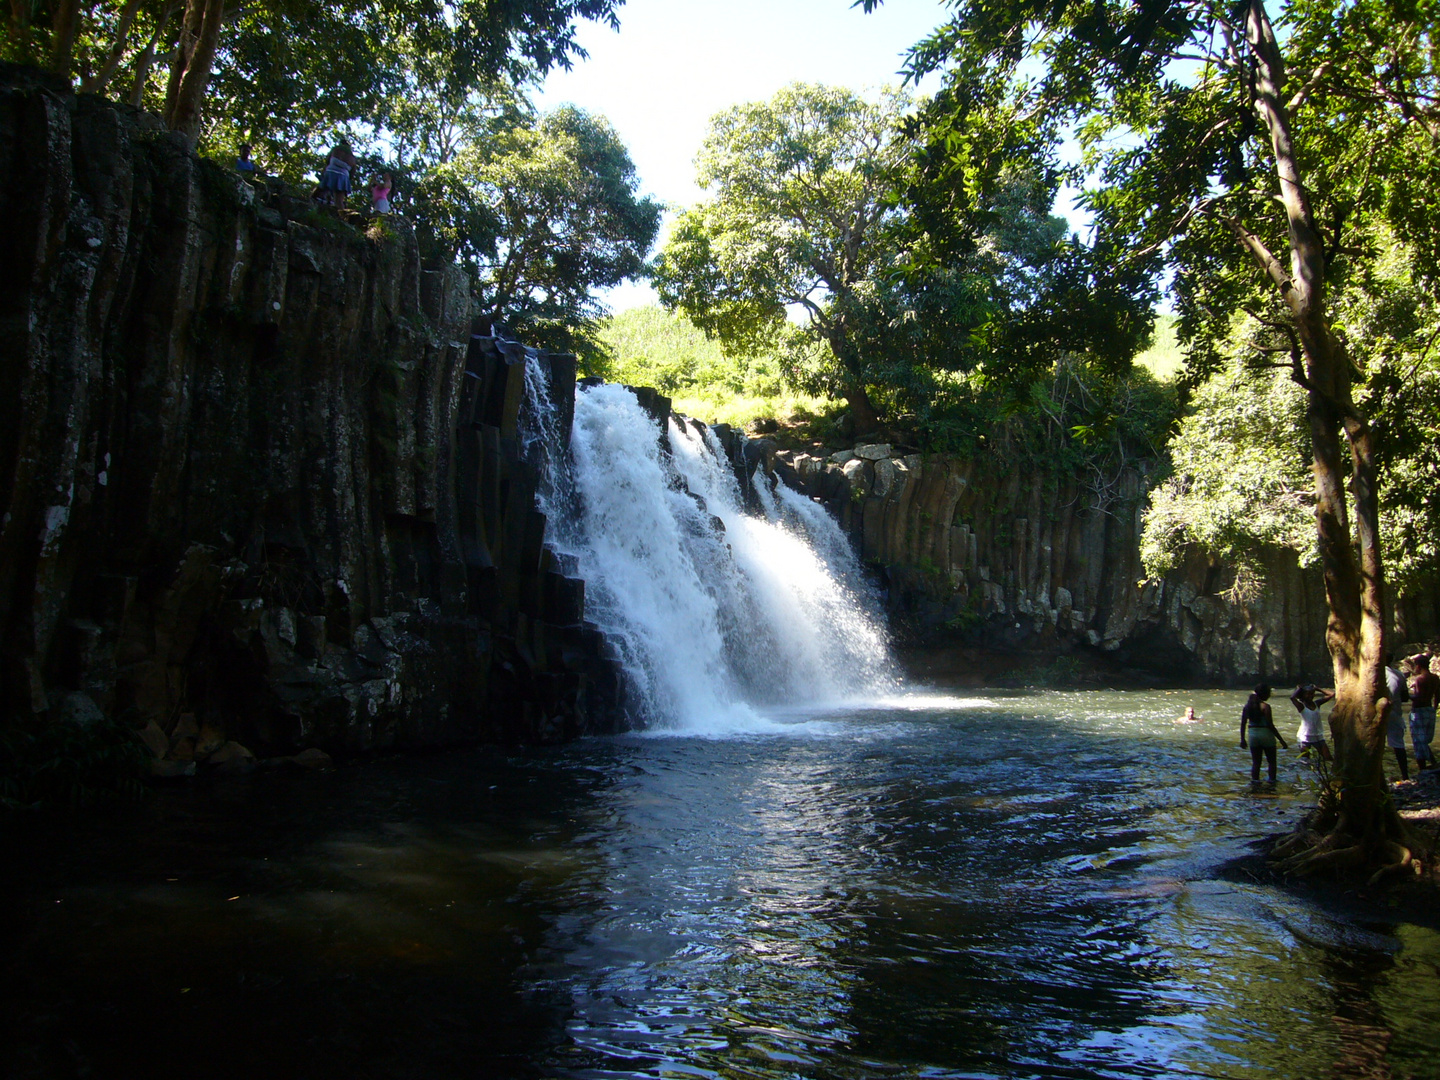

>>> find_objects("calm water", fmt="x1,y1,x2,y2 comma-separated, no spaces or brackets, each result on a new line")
4,688,1438,1080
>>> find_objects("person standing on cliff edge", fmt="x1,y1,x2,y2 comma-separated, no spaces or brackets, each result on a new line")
318,142,358,210
1241,684,1287,784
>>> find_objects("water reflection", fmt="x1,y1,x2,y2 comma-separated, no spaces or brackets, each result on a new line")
3,690,1439,1080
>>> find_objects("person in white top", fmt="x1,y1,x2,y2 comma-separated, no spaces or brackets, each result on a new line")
1385,657,1410,781
1290,683,1335,762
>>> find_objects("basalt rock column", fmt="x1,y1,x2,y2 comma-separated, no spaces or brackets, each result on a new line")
0,63,623,760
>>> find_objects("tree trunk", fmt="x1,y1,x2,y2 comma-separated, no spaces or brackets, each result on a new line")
845,382,882,438
163,0,223,141
1245,0,1400,861
824,327,882,437
129,7,173,109
48,0,82,78
7,0,33,59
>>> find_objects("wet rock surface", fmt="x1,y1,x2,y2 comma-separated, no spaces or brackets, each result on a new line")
0,65,626,755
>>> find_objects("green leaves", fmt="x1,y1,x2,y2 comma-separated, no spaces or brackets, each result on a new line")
653,83,917,424
655,72,1144,438
413,106,661,363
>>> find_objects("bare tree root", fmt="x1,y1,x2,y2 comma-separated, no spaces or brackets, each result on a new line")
1365,842,1414,888
1279,842,1368,878
1267,790,1437,886
1270,830,1320,862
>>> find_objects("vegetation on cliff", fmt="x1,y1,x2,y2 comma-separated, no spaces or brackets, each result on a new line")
2,0,621,140
412,104,661,361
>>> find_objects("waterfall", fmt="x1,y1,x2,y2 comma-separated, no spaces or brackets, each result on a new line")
525,359,895,733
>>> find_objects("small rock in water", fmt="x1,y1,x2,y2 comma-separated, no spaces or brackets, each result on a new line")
292,747,332,769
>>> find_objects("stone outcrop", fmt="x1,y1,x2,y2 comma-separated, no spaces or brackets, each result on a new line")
0,65,625,757
767,446,1337,684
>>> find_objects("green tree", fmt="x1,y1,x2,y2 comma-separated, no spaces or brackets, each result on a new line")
414,106,661,361
654,83,917,436
892,0,1440,873
3,0,622,142
654,81,1140,441
1145,230,1440,616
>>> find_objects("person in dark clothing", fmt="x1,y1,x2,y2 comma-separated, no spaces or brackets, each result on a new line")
1240,683,1287,783
1409,654,1438,770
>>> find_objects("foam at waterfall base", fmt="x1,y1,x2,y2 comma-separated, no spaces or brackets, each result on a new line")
628,691,1000,741
524,371,900,735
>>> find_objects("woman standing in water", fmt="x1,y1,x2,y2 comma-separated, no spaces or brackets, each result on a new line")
1240,684,1287,783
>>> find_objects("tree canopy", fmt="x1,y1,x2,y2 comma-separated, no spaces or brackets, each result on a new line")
654,83,916,435
3,0,622,141
654,79,1154,440
414,105,661,361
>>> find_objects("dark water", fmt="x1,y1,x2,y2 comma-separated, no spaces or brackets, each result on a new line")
4,689,1438,1080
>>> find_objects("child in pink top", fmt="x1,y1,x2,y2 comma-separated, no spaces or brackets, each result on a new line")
371,173,393,214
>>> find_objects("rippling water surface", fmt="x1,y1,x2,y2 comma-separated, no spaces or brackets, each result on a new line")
4,689,1438,1080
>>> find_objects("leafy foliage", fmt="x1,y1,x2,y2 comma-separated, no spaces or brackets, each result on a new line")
653,83,916,429
413,106,661,362
656,80,1153,434
4,0,622,147
592,305,828,432
595,306,784,399
1146,230,1440,596
0,718,149,811
1142,352,1315,578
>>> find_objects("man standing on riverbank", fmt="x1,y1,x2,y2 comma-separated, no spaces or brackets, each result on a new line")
1408,654,1437,771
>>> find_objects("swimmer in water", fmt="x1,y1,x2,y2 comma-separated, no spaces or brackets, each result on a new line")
1176,706,1201,723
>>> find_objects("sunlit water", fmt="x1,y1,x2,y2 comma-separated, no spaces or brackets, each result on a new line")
4,688,1438,1080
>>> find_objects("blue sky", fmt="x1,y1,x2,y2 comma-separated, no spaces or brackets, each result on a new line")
536,0,951,310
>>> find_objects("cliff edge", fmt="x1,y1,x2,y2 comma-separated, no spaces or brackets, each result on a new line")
0,65,625,765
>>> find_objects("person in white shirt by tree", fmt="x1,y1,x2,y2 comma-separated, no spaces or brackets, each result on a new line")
1290,683,1336,762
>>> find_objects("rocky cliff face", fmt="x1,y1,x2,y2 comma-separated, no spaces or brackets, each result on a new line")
770,444,1338,685
0,66,625,764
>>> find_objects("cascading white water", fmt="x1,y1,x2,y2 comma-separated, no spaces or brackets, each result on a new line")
525,359,895,733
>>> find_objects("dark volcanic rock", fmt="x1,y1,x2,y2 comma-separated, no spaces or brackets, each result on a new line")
0,65,626,753
771,446,1440,686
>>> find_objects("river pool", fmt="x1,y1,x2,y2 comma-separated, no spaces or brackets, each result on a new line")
3,688,1438,1079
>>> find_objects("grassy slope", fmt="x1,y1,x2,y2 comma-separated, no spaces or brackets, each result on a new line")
1134,314,1184,382
598,307,1186,441
597,306,837,429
